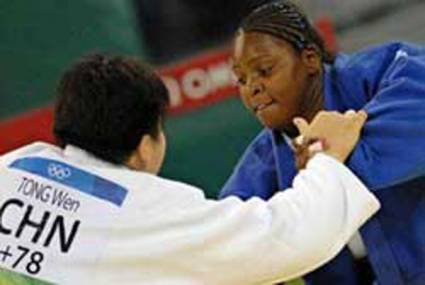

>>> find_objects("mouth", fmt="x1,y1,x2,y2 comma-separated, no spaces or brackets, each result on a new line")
254,101,275,113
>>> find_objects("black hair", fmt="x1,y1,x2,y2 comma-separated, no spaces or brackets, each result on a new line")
53,53,170,164
240,0,335,63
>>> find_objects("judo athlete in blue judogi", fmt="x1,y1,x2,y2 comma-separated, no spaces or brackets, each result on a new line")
221,1,425,284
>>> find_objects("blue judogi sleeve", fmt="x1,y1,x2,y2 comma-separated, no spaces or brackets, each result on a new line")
308,42,425,285
327,42,425,190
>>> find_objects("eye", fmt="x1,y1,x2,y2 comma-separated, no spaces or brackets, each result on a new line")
237,76,247,85
258,65,274,77
233,73,247,86
231,68,247,86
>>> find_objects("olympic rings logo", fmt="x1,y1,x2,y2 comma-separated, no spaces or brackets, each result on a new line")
47,163,72,180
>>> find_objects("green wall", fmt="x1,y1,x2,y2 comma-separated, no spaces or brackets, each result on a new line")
0,0,144,119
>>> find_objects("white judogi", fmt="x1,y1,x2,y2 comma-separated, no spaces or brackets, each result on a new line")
283,135,368,259
0,142,379,285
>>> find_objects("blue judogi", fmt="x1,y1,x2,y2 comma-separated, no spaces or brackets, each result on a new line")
220,42,425,285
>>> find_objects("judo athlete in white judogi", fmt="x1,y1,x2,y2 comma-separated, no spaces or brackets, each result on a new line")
0,54,379,285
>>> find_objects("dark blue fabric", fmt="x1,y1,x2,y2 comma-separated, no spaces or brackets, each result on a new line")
220,42,425,284
10,157,128,207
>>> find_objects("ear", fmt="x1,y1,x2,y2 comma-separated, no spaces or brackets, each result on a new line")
126,135,152,171
137,134,154,165
300,47,322,75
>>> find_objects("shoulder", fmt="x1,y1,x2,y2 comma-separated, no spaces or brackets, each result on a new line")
98,167,205,200
333,42,402,72
0,142,59,166
115,169,203,195
332,42,424,74
324,42,425,104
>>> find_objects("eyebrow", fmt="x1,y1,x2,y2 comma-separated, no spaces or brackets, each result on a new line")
247,54,275,66
232,54,276,71
230,63,239,73
230,58,242,71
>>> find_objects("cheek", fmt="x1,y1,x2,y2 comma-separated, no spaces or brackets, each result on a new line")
160,136,167,161
268,73,304,109
238,87,252,109
266,78,292,105
155,134,167,171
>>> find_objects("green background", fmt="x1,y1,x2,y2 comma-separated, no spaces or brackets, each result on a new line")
0,0,143,119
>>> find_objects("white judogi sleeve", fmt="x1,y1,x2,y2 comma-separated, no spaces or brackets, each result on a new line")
98,153,380,285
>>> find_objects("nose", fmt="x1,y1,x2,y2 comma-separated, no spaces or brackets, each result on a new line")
249,82,264,97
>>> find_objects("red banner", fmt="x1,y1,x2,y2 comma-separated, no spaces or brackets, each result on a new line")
161,48,237,115
0,108,55,153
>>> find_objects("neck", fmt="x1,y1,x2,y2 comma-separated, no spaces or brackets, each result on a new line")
300,73,324,123
282,73,324,138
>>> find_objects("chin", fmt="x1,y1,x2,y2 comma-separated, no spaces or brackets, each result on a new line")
260,119,283,131
256,108,292,130
260,119,297,135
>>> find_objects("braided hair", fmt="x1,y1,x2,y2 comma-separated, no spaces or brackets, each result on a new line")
240,0,335,64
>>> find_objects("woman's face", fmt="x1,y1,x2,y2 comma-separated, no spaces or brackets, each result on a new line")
232,31,317,131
